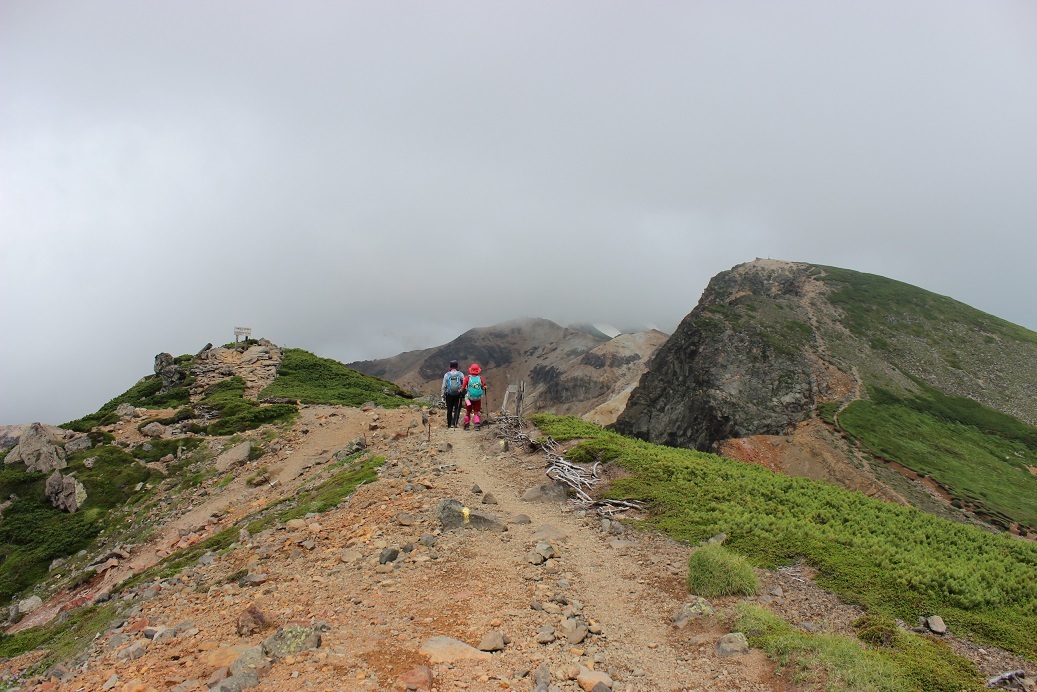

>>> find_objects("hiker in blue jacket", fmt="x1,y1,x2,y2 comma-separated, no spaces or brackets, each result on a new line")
441,360,465,429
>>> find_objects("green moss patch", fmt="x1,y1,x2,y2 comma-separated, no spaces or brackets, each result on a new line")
62,376,191,432
737,604,982,691
200,377,297,435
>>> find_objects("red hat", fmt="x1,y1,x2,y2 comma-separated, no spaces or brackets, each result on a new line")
469,363,481,375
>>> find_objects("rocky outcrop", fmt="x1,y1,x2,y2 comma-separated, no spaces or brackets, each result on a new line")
154,352,187,391
616,261,818,451
4,422,68,472
45,470,88,512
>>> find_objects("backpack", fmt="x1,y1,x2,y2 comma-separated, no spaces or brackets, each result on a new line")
467,375,484,400
445,371,463,396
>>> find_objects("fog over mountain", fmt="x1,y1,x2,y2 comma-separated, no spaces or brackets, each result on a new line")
2,1,1036,424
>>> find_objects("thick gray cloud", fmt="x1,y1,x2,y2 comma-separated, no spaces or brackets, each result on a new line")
2,1,1036,424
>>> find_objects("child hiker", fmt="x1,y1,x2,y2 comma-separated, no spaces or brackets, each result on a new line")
441,360,464,429
462,363,487,430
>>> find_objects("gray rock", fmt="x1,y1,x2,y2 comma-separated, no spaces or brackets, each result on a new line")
522,481,568,503
262,625,321,660
418,534,438,547
615,261,821,450
715,632,750,657
926,615,947,634
140,422,167,439
397,512,416,526
436,498,507,532
379,548,400,564
45,470,87,513
477,630,507,652
229,645,271,677
418,635,492,663
216,442,252,471
333,437,367,460
533,663,552,685
481,493,498,505
213,671,260,692
4,422,67,472
64,436,93,454
673,597,715,628
471,484,483,494
102,673,120,690
116,640,149,661
510,514,532,525
531,525,569,543
115,402,137,418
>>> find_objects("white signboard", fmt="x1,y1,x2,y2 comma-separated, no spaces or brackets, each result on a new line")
234,327,252,341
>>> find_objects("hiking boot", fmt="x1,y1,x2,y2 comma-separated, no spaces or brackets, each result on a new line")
463,423,470,430
474,423,481,431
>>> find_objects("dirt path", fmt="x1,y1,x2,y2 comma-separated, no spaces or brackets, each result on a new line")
46,413,789,691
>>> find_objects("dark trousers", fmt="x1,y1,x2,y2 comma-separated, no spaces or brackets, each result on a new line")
444,394,463,427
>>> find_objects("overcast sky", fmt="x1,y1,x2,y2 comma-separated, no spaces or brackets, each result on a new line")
2,1,1036,425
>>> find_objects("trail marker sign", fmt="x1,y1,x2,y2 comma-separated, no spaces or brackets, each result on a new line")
234,327,252,343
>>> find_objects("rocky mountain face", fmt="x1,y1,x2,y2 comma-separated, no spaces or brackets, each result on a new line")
616,259,1037,450
348,317,668,425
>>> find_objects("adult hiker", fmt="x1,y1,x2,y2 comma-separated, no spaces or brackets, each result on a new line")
462,363,487,430
441,360,465,429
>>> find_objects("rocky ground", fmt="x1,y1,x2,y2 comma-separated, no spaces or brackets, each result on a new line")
4,404,1035,691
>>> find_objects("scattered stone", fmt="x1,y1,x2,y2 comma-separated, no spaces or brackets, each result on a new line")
715,632,750,657
418,534,437,548
397,512,416,526
509,514,532,525
379,548,400,564
262,625,322,660
333,437,367,460
481,493,498,505
534,541,557,559
471,484,483,494
419,635,492,663
117,641,149,662
531,525,568,543
436,498,507,532
12,595,43,620
101,673,120,689
522,481,568,503
437,442,452,453
926,615,947,634
140,422,167,439
237,603,273,635
478,631,507,652
576,666,613,691
395,665,434,691
528,552,546,565
285,518,307,531
228,645,271,677
212,671,260,692
672,597,715,628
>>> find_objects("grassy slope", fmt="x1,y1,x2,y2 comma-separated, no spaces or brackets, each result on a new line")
535,416,1037,666
0,446,155,603
260,348,414,407
807,266,1037,532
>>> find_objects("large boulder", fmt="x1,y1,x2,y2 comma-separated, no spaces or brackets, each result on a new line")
64,435,93,454
45,470,88,513
216,442,252,472
4,422,67,473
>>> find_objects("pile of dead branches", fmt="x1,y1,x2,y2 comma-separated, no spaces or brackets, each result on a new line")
495,415,643,515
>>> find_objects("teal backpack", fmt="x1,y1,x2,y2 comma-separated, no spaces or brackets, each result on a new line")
467,375,484,400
